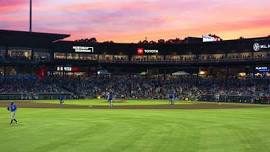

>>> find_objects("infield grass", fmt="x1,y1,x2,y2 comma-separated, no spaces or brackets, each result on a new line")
0,102,270,152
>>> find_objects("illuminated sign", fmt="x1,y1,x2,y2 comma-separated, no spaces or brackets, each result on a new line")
56,66,80,72
137,48,144,55
256,67,270,72
253,43,270,52
137,48,159,55
73,46,94,53
145,49,159,53
57,66,72,71
203,35,221,42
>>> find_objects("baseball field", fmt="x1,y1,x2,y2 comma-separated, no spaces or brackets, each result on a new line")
0,99,270,152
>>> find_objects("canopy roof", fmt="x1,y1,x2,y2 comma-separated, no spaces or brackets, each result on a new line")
0,29,70,48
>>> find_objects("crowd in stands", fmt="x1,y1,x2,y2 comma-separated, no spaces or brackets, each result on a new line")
0,75,72,100
0,75,270,103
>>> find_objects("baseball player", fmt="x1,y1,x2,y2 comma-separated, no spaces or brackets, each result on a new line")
59,95,64,104
7,102,18,125
168,93,175,105
107,92,113,108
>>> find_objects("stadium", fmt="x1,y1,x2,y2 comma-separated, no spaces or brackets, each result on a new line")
1,30,270,103
1,1,270,152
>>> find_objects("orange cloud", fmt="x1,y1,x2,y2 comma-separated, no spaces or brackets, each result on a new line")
1,0,270,42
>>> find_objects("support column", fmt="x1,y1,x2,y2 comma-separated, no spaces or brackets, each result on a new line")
29,0,32,32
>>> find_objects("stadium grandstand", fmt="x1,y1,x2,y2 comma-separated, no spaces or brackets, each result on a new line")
0,29,270,104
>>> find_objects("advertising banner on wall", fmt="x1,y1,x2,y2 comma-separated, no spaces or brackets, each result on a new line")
202,35,221,42
137,48,159,55
253,43,270,51
73,46,94,53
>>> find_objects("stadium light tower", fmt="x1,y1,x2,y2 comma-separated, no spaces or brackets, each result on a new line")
29,0,32,32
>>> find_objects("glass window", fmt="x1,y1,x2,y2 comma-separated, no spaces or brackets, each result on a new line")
165,55,181,61
113,55,128,61
254,51,269,58
227,52,253,59
227,53,240,59
199,54,225,60
212,54,225,60
99,55,113,61
79,54,98,60
54,52,66,59
239,52,252,59
7,48,32,60
131,55,147,61
34,51,50,61
67,53,79,60
180,55,196,61
148,55,164,61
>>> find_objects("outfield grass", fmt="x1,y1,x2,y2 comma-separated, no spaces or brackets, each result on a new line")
1,106,270,152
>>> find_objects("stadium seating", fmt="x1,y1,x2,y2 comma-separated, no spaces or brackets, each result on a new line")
0,75,270,104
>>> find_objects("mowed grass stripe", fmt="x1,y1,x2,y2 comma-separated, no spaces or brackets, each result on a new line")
0,108,270,152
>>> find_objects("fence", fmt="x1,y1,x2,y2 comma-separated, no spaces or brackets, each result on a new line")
0,93,74,100
199,95,270,104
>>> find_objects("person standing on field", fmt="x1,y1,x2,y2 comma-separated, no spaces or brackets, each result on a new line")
168,92,175,105
7,102,18,125
108,92,113,108
59,95,64,104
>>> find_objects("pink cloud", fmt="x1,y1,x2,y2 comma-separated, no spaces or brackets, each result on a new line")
0,0,270,42
0,0,28,13
0,0,26,6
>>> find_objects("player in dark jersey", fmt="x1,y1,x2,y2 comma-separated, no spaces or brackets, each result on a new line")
59,95,64,104
107,92,113,108
7,102,18,125
168,92,176,105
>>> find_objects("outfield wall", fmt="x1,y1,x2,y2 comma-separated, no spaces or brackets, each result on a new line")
1,93,270,104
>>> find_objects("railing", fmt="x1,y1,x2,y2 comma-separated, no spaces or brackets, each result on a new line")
1,55,270,65
0,93,269,104
0,93,74,100
199,95,270,104
98,56,270,64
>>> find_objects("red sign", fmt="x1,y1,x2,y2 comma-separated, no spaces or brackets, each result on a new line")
72,67,80,72
137,48,144,55
36,66,47,79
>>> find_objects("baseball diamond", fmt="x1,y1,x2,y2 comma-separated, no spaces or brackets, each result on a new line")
1,0,270,151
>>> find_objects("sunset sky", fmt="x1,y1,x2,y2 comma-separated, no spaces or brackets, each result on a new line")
1,0,270,42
